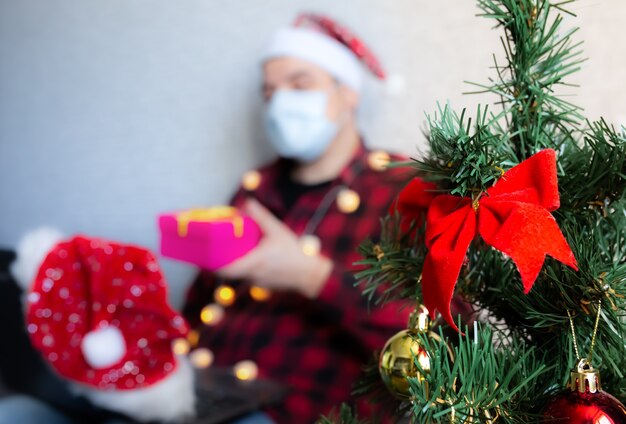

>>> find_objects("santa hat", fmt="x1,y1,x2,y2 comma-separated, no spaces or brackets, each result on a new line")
12,229,195,422
263,13,402,93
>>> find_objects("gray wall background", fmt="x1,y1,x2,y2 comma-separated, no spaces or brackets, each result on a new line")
1,0,625,308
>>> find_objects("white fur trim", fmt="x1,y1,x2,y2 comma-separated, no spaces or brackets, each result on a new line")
264,27,363,92
73,356,196,422
81,326,127,369
10,227,64,291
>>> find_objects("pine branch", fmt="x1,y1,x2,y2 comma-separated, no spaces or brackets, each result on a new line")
316,403,370,424
475,0,585,159
409,324,553,423
355,215,426,305
413,104,516,198
558,119,626,214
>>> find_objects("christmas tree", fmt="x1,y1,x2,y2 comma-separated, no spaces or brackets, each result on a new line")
322,0,626,422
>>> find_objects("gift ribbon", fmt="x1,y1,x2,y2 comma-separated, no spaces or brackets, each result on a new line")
176,207,244,238
416,149,578,331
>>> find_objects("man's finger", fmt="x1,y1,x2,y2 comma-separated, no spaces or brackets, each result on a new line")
244,198,286,235
217,248,261,280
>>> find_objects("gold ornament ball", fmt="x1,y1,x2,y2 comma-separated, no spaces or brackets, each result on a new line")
379,329,436,400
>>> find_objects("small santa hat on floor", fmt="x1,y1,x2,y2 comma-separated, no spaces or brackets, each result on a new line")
11,228,195,422
263,12,405,95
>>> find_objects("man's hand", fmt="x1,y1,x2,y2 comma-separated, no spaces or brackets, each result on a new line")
217,198,332,298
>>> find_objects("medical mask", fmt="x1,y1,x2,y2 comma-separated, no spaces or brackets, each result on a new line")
264,89,339,163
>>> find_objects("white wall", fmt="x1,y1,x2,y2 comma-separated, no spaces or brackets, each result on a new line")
1,0,625,308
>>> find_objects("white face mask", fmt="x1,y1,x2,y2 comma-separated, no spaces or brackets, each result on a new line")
264,89,339,163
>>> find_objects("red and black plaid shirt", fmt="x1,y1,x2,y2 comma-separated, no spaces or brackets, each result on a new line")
183,144,412,423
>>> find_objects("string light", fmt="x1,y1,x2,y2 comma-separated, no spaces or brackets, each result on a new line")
336,188,360,214
200,303,224,325
367,150,390,172
300,235,321,257
241,170,261,191
234,360,258,381
187,330,200,347
189,348,214,369
249,286,271,301
214,285,236,307
172,338,190,356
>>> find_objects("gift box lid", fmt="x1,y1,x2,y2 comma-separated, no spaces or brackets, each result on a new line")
159,207,250,240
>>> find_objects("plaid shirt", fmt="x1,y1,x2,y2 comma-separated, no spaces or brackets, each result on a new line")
183,144,412,423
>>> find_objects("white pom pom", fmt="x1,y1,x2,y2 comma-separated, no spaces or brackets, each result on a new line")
81,326,127,369
11,227,64,291
384,73,406,97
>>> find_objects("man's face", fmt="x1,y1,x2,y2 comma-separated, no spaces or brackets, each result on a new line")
262,56,358,123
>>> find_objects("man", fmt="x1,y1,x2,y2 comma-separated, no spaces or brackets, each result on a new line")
183,13,412,423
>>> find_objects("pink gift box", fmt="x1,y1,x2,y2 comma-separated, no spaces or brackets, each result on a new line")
158,207,262,271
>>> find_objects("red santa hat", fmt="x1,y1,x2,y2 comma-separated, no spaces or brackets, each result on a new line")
12,229,195,422
263,13,390,93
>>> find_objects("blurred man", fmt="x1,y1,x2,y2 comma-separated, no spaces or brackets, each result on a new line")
183,14,413,423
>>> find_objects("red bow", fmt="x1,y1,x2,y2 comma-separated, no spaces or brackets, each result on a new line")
389,177,438,235
419,149,578,331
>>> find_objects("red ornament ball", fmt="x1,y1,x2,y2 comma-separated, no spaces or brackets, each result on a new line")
543,359,626,423
543,389,626,424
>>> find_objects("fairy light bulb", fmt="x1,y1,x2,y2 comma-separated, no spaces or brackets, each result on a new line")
336,188,360,214
234,360,258,381
368,150,390,172
241,170,261,191
214,285,236,306
200,303,224,325
300,235,321,257
187,329,200,347
189,348,214,369
172,338,190,356
249,286,271,301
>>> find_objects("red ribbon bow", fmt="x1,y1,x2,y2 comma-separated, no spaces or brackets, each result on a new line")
389,177,438,235
418,149,578,331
